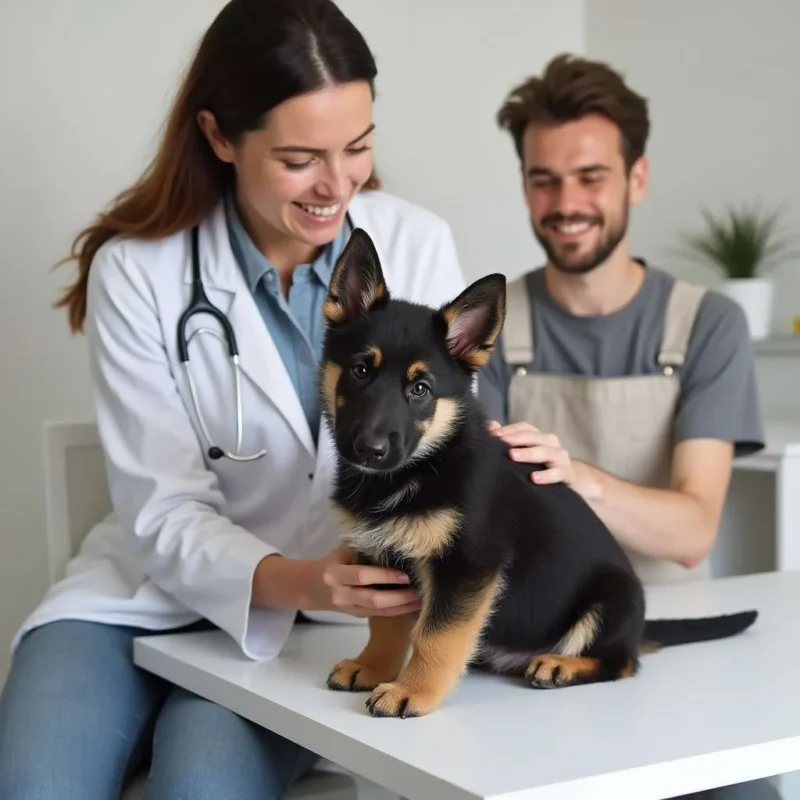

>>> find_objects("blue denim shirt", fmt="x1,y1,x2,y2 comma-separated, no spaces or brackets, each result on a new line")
224,192,350,445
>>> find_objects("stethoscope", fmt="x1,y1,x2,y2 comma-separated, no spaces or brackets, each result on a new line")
176,225,267,462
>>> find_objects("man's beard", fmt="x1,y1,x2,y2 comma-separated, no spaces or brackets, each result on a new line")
533,207,628,275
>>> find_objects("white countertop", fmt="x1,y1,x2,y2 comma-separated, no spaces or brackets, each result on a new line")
760,419,800,456
735,418,800,471
133,570,800,800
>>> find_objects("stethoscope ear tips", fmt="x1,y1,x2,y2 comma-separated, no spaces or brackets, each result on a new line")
208,446,225,460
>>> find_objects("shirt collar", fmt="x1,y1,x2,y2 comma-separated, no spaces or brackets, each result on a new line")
224,190,350,294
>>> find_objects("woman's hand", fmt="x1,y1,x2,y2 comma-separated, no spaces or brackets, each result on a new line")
488,420,602,501
253,547,421,617
310,545,422,618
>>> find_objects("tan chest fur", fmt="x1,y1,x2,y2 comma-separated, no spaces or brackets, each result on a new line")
337,506,462,562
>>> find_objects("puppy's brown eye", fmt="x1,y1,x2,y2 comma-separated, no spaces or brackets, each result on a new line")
410,381,429,397
352,363,369,379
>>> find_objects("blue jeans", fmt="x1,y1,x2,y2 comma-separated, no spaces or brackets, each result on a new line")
0,619,319,799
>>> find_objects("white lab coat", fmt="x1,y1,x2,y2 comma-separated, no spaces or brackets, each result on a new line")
14,190,467,661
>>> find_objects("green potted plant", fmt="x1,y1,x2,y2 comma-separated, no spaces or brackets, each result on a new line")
674,201,797,340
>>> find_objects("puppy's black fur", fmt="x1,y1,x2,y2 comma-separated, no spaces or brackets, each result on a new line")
319,228,757,718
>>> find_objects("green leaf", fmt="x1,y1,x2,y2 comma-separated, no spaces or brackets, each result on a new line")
669,201,798,279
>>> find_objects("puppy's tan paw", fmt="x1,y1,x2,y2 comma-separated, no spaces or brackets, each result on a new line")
525,654,599,689
365,681,440,718
326,659,400,692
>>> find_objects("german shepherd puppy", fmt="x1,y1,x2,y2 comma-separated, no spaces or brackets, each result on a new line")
318,228,757,719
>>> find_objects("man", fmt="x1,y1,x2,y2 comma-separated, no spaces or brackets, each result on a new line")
479,51,774,800
479,53,764,585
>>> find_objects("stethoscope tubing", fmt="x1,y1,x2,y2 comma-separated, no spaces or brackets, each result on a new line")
177,225,266,462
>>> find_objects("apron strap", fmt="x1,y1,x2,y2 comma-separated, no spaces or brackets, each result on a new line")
503,274,534,366
658,280,707,371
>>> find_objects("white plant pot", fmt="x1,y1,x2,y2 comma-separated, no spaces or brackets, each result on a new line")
720,277,774,340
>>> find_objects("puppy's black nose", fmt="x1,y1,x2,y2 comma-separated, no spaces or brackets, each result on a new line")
353,434,390,465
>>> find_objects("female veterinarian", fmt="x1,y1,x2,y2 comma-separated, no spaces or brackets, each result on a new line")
0,1,466,797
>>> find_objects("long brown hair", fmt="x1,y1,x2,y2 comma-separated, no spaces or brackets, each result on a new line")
496,53,650,172
55,0,381,334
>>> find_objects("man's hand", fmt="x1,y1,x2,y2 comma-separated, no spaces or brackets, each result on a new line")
488,420,602,501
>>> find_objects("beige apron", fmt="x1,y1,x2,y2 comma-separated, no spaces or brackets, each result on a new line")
503,273,709,586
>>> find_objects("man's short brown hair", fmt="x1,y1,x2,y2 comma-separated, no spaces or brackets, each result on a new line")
497,53,650,171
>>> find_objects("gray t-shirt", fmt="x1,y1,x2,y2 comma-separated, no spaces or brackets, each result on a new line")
478,263,764,457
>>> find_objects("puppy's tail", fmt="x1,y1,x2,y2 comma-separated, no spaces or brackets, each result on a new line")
640,610,757,653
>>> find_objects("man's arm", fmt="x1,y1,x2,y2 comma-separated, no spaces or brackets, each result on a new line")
587,287,764,564
488,287,764,568
572,438,734,566
489,421,734,566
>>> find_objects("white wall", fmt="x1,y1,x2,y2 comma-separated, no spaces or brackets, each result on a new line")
0,0,584,684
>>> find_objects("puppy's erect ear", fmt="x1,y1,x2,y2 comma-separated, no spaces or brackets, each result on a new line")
323,228,388,326
437,273,506,371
